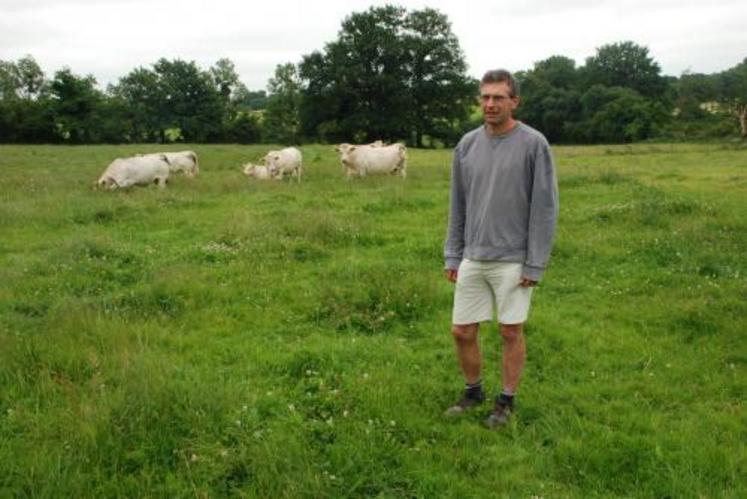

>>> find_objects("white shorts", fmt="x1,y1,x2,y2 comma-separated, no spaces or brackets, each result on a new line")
452,259,533,325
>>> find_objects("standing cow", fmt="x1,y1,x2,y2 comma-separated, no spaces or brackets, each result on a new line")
265,147,303,182
138,150,199,177
97,155,171,189
335,143,407,178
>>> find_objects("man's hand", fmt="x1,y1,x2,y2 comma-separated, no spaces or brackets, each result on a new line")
519,277,538,287
445,269,458,283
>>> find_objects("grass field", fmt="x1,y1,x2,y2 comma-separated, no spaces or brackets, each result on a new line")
1,142,745,497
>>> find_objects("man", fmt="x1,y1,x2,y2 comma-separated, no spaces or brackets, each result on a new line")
443,69,559,429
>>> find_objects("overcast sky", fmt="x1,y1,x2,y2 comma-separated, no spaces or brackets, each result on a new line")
1,0,745,91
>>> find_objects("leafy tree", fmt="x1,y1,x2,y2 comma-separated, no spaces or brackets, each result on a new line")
49,68,103,143
402,8,473,146
109,67,162,142
582,41,669,100
300,5,472,145
516,56,582,143
716,58,747,138
112,59,225,142
225,111,262,143
0,56,56,142
574,85,666,143
210,58,240,103
1,56,44,101
152,58,224,142
674,72,717,120
264,63,302,144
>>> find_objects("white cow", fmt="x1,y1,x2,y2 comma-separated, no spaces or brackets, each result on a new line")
138,150,199,177
335,143,407,178
97,155,170,189
264,147,303,182
242,163,274,180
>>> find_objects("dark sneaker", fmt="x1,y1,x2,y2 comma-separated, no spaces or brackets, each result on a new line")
483,400,513,429
444,389,485,417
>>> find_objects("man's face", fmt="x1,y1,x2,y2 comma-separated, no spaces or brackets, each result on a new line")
480,82,518,128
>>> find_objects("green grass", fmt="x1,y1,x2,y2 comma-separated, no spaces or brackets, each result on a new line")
1,142,745,497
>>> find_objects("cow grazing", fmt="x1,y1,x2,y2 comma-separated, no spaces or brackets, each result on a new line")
335,143,407,178
138,150,199,177
242,163,274,180
264,147,303,182
97,155,170,189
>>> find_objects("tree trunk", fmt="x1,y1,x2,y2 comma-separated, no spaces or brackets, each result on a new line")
738,105,747,138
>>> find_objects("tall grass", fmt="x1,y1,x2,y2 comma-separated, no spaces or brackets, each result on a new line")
1,142,745,497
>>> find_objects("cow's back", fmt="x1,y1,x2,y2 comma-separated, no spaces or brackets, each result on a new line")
354,144,404,173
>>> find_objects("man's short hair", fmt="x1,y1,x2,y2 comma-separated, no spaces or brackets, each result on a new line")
480,69,519,98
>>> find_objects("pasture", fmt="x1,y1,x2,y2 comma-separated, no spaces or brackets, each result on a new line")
0,142,745,497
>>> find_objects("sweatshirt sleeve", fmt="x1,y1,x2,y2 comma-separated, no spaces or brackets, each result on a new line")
444,145,466,270
523,140,559,281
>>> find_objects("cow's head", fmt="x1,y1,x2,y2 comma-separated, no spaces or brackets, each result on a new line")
264,152,283,174
97,176,118,190
335,144,356,166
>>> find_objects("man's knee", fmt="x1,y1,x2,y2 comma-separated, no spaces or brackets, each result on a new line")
500,323,523,342
452,323,478,343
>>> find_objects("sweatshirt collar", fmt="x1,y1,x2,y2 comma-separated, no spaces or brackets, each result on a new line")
484,121,522,140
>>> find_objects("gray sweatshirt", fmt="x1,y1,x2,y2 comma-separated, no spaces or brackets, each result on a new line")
444,122,559,281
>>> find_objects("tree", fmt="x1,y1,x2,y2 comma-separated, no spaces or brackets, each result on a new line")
109,67,162,142
0,56,56,142
152,59,224,142
573,85,666,143
516,56,582,143
402,8,474,146
717,58,747,138
209,58,240,103
582,41,668,100
49,68,103,143
299,5,473,145
112,59,225,142
264,63,302,144
675,72,717,120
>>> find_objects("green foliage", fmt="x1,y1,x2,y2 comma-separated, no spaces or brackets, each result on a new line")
0,143,745,496
518,45,673,144
716,57,747,137
49,68,104,143
576,85,668,143
299,6,473,146
581,41,669,101
264,63,302,144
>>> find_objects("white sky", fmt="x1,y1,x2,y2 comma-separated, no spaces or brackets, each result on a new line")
1,0,745,91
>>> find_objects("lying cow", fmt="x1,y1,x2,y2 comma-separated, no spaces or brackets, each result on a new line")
97,155,170,189
242,163,274,180
137,150,199,177
264,147,303,182
335,143,407,178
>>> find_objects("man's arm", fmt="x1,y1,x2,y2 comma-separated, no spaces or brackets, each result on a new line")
444,146,466,277
523,141,559,282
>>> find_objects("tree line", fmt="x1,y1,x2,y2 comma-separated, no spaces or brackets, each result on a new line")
1,5,745,146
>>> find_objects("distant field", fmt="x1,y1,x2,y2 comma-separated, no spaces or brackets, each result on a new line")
1,142,745,497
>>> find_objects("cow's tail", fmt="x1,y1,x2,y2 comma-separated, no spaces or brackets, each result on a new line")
189,152,199,175
397,143,407,178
